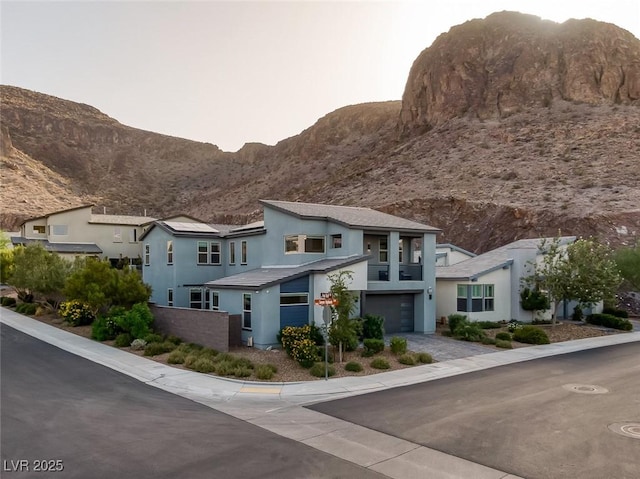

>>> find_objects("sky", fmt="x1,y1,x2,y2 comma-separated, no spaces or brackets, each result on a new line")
1,1,639,152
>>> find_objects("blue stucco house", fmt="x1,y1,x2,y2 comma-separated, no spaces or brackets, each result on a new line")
141,200,440,348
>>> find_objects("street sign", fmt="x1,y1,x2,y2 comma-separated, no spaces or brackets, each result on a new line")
314,298,339,306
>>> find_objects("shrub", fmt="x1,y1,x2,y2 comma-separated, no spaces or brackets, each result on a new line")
114,333,133,347
345,361,363,372
476,321,502,329
215,360,235,376
602,307,629,318
586,313,632,331
398,354,416,365
480,336,496,345
370,357,390,369
255,364,276,380
233,366,253,378
361,314,385,340
166,335,182,345
212,352,234,363
113,303,154,339
454,323,486,342
417,352,433,364
507,320,524,333
130,338,147,351
143,341,177,356
59,300,95,326
143,333,164,344
167,349,187,364
495,339,513,349
495,332,512,341
232,357,254,370
389,336,407,355
363,338,385,355
278,324,316,354
184,353,200,369
15,303,37,315
572,305,584,322
193,357,216,373
309,362,335,378
290,338,319,368
512,325,550,344
91,316,121,341
1,297,16,307
448,314,468,334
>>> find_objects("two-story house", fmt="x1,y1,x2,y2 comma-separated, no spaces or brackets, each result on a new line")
141,200,441,349
13,205,155,265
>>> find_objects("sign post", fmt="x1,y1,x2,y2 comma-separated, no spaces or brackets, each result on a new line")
315,293,339,380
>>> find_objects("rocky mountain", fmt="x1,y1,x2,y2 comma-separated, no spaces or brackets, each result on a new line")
1,11,639,253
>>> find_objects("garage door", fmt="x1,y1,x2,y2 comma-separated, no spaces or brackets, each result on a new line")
363,294,414,333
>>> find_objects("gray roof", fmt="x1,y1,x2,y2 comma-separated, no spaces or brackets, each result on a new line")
260,200,440,233
11,237,102,254
90,214,156,226
436,243,477,258
436,236,575,280
204,255,369,290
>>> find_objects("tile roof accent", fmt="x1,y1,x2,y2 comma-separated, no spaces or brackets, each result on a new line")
260,200,440,233
436,236,576,280
11,237,103,254
90,214,156,226
204,255,369,290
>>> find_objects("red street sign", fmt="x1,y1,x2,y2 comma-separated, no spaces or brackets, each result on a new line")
315,298,339,306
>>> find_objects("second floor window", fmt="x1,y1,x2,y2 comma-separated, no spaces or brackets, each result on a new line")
51,224,68,236
197,241,221,265
144,244,150,266
241,240,247,264
33,225,45,234
379,237,388,262
331,234,342,249
285,235,325,254
229,242,236,265
114,227,122,243
167,240,174,264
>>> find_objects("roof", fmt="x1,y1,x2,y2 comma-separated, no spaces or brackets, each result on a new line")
204,255,369,290
436,243,477,258
19,204,94,226
436,236,576,281
260,200,440,233
89,214,156,226
139,220,223,240
11,237,103,255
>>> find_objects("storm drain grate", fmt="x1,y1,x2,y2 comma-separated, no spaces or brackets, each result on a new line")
608,423,640,440
562,383,609,394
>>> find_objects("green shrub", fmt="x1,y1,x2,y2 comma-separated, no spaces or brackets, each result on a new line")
255,364,276,380
309,362,335,378
495,339,513,349
232,357,254,370
167,349,187,364
572,305,584,322
512,325,550,344
290,338,319,368
215,360,235,376
398,354,416,365
507,320,524,333
480,336,496,345
476,321,502,329
602,307,629,318
370,357,390,369
417,352,433,364
363,338,385,355
166,335,182,345
389,336,407,355
233,366,253,378
58,300,95,326
193,357,216,373
184,353,200,369
361,314,385,340
345,361,363,372
212,352,234,363
586,313,632,331
495,332,512,341
15,303,38,315
130,338,147,351
143,341,177,356
454,323,486,342
143,333,164,343
113,303,154,339
114,333,133,347
91,316,121,341
448,314,468,334
1,297,17,307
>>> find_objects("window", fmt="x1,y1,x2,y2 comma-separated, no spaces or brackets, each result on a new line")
229,242,236,265
167,240,174,264
284,235,325,254
457,284,495,312
32,225,45,234
331,234,342,249
242,293,252,329
241,240,247,264
379,237,388,262
280,293,309,305
167,289,174,307
197,241,221,265
51,225,68,236
398,239,404,263
144,244,150,266
211,291,219,311
113,227,122,243
129,229,137,243
190,289,203,309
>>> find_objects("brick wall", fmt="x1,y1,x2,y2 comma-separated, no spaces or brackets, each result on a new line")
150,305,241,352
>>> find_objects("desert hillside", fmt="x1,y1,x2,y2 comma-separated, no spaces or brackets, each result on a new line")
1,11,639,253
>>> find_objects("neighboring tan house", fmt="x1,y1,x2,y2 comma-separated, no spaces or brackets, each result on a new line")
141,200,441,348
435,237,576,323
13,205,155,264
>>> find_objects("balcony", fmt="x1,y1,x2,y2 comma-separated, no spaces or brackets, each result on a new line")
368,264,389,281
368,263,423,281
399,264,422,281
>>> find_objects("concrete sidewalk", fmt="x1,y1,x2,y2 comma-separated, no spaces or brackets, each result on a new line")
3,308,639,479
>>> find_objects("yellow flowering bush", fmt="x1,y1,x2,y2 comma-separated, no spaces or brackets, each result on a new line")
59,300,95,326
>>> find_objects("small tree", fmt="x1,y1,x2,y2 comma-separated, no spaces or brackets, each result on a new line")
614,242,640,291
520,287,550,322
327,270,360,362
0,231,14,284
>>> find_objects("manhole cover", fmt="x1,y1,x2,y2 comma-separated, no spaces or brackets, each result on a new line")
608,423,640,439
562,383,609,394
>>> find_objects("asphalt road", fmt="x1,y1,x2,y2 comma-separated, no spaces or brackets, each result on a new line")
309,342,640,479
0,324,385,479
